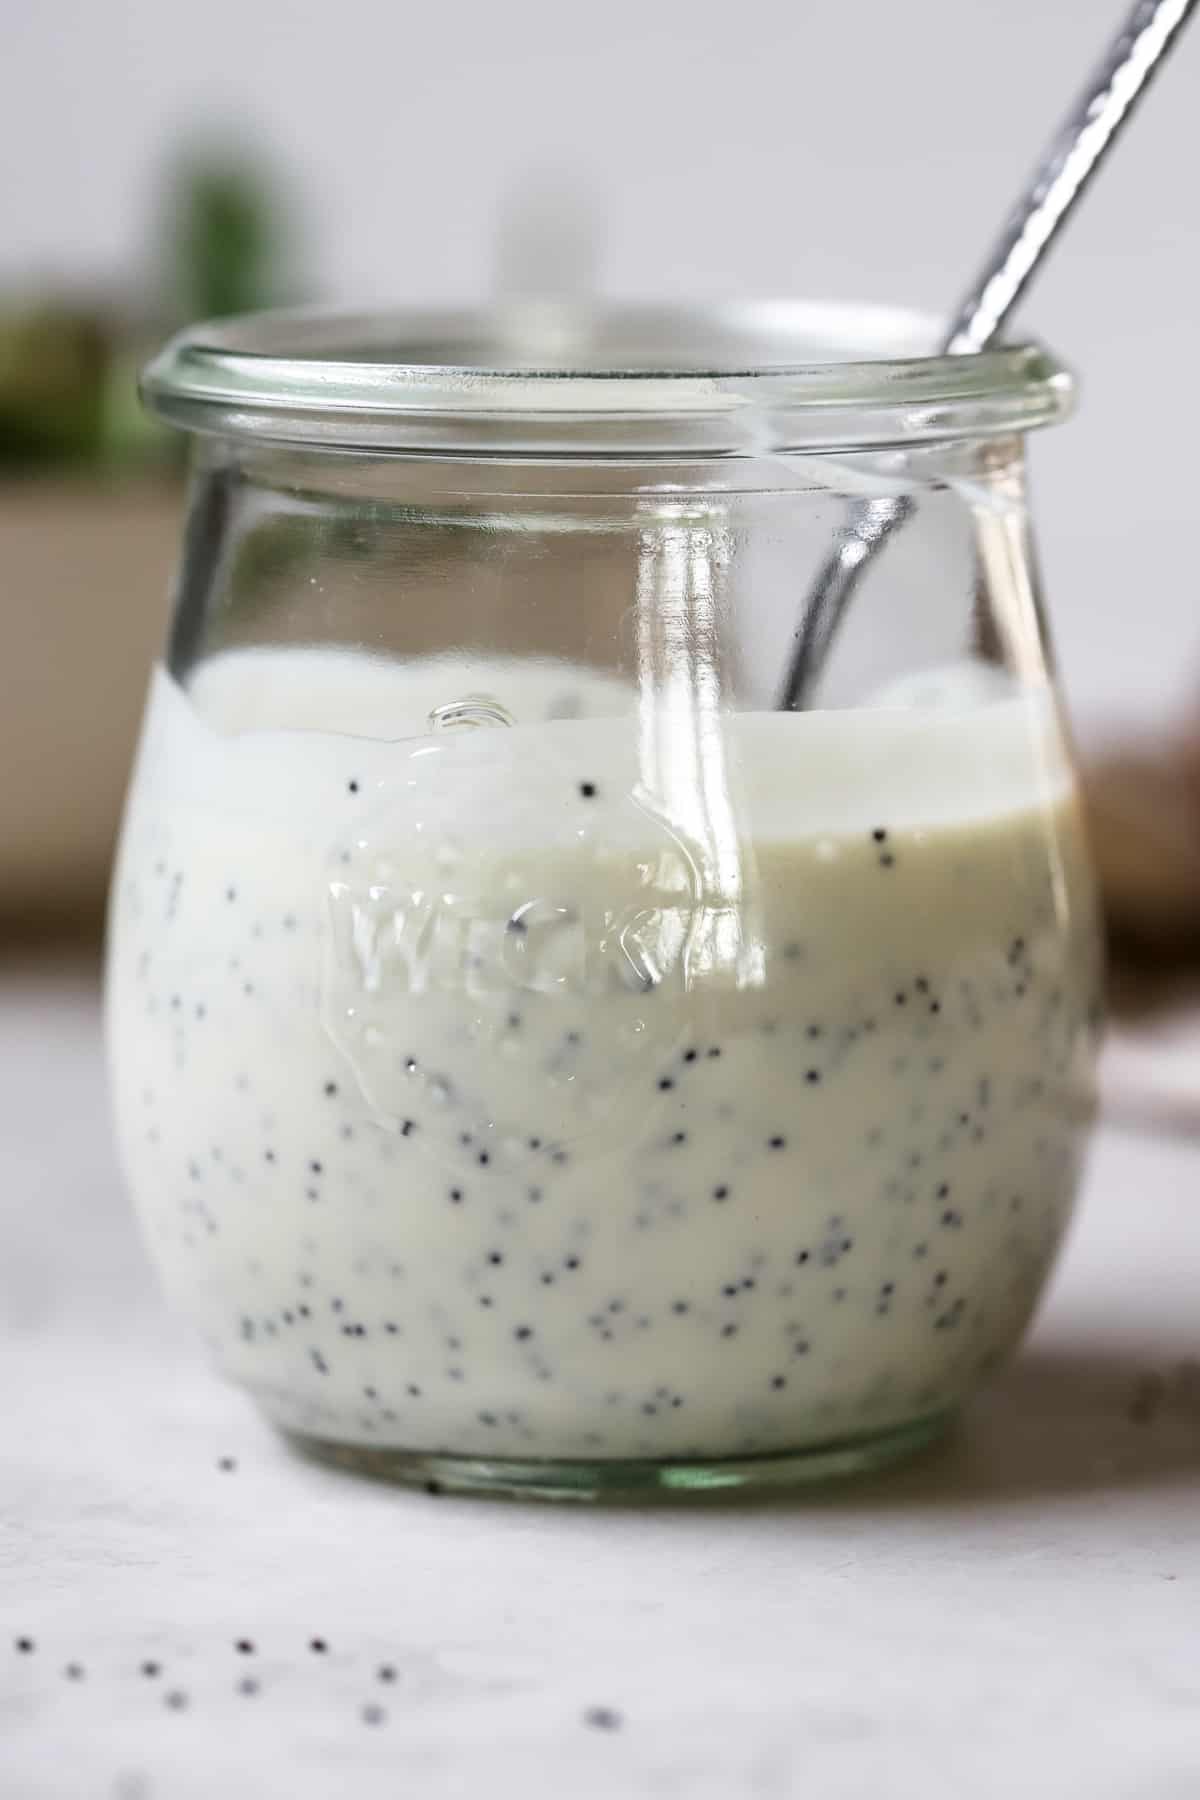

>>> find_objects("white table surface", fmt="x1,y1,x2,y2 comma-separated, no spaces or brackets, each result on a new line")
4,963,1200,1800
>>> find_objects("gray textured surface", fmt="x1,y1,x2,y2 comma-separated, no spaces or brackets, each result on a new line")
4,965,1200,1798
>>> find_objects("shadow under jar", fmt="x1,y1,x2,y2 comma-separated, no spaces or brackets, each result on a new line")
107,302,1103,1498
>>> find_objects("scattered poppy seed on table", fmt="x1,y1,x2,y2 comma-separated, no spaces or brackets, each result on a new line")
64,1663,85,1681
584,1706,623,1731
164,1690,189,1711
15,1637,34,1654
362,1703,387,1726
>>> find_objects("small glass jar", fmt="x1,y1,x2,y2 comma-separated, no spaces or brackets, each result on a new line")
107,302,1102,1498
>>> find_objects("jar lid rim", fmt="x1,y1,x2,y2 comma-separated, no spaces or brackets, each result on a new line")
142,299,1073,455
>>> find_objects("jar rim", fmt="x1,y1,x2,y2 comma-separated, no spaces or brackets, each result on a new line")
141,299,1074,457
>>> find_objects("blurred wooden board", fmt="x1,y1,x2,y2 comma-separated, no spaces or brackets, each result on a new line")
0,477,179,936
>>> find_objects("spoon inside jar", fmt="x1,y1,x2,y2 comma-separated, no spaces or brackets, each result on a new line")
777,0,1197,712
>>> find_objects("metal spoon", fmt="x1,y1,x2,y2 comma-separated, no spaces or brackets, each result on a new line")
777,0,1197,712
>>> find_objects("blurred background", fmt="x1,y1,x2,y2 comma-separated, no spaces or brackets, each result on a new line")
3,0,1199,949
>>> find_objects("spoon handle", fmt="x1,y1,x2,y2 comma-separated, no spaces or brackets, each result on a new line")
947,0,1197,353
778,0,1197,711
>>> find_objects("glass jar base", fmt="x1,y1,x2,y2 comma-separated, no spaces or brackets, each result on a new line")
281,1410,954,1501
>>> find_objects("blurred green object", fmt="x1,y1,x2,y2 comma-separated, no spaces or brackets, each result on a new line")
0,306,109,470
0,148,300,474
166,152,294,325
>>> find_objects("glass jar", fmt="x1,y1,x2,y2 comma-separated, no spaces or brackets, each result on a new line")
107,302,1102,1498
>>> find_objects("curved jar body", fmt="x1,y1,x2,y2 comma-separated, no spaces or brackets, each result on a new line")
107,303,1102,1494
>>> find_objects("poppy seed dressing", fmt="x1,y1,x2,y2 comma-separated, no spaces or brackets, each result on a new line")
107,649,1100,1463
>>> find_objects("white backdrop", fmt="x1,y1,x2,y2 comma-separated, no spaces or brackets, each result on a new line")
6,0,1200,736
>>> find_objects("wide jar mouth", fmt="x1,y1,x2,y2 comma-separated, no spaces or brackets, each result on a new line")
142,299,1073,458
